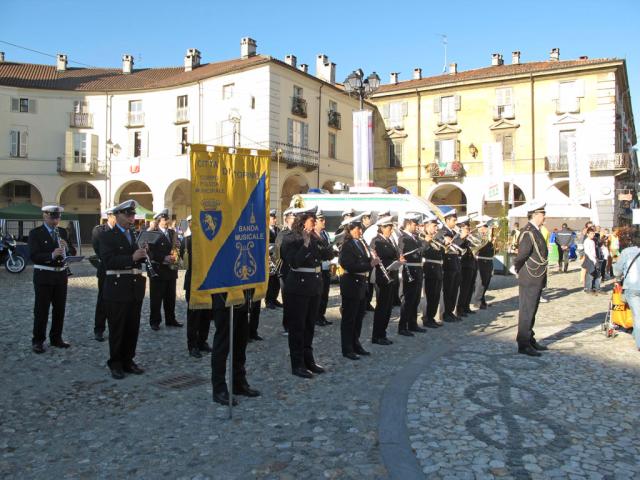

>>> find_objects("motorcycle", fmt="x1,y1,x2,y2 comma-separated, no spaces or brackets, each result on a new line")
0,233,26,274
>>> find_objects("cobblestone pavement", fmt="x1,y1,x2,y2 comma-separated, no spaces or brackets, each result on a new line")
0,262,637,479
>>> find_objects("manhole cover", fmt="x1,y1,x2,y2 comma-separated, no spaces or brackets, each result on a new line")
155,374,208,390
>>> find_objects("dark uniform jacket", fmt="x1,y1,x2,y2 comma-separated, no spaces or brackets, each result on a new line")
91,223,112,278
149,228,179,280
397,230,423,274
275,227,293,278
28,225,76,285
370,234,399,286
476,239,495,261
422,238,445,280
513,222,548,287
99,226,147,303
281,231,326,296
435,226,465,272
182,235,192,293
460,241,475,269
339,239,373,299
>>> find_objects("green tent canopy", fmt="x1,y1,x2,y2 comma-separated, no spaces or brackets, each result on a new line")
0,203,79,220
135,205,155,221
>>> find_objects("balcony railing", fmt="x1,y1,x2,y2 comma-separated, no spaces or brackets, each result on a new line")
269,141,319,170
492,104,515,121
545,153,630,172
427,161,465,179
57,156,107,175
328,110,341,130
69,112,93,128
291,96,307,118
175,107,189,124
127,112,145,127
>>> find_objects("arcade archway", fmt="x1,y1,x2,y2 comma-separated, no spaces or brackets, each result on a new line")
281,174,309,213
164,179,191,221
482,182,526,217
429,184,467,215
115,181,153,211
0,180,43,208
58,181,101,243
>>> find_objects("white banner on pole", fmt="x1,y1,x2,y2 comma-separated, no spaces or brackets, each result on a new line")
483,142,504,202
567,138,590,204
353,110,373,187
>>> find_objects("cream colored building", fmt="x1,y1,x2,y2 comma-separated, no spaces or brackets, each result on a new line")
0,39,360,240
371,49,637,227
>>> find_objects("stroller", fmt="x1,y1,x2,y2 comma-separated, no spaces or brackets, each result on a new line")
602,282,635,338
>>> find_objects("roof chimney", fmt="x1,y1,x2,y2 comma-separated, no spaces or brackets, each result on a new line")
449,63,457,74
122,54,134,74
579,55,589,60
240,37,257,59
0,52,6,63
550,48,560,61
315,54,336,84
491,53,504,66
285,54,297,68
512,51,521,65
390,72,399,84
56,53,68,72
413,68,422,80
299,64,308,73
184,48,201,72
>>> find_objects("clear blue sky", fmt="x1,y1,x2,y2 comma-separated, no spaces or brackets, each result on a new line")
4,0,639,137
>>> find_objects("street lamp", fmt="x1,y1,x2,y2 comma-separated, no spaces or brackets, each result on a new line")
106,139,121,207
343,69,380,109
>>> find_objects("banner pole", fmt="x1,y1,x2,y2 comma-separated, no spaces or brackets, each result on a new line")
228,303,234,419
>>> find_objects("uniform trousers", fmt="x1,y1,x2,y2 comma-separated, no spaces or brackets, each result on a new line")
265,274,280,305
516,282,544,347
94,274,107,334
286,293,320,369
32,281,68,344
248,300,261,338
423,272,442,322
372,282,394,339
279,277,289,331
186,309,211,350
341,294,367,354
476,261,493,304
106,300,142,369
318,270,331,320
557,247,569,272
399,268,423,331
457,266,477,313
149,277,177,325
211,304,249,394
442,269,461,315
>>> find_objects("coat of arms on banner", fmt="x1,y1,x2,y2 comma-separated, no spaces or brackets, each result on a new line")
200,211,222,240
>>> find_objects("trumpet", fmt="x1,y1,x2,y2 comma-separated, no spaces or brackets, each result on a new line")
53,227,72,276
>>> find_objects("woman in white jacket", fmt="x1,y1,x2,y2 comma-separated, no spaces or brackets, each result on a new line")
582,228,600,293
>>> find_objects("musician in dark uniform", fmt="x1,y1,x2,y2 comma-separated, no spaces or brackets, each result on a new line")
513,200,549,357
421,215,444,328
98,200,147,379
398,213,427,335
339,214,378,358
211,291,260,405
148,209,181,330
369,215,402,344
333,207,356,241
265,209,282,309
435,210,467,322
314,209,335,326
274,208,296,334
456,217,476,317
29,205,77,353
359,210,376,311
91,207,116,342
181,216,212,358
473,219,495,310
281,206,330,377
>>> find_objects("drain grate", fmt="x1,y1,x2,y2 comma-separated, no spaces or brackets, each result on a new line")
154,373,208,390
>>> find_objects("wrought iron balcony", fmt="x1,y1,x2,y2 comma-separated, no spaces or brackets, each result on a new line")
175,107,189,124
492,104,515,121
427,161,465,179
544,153,630,172
69,112,93,128
269,141,319,171
291,96,307,118
127,112,145,127
57,156,107,175
328,110,341,130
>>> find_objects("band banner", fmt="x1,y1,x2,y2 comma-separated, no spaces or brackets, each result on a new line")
190,145,270,308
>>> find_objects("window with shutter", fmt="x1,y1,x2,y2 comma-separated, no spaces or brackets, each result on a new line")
180,127,188,154
434,140,440,162
503,135,513,161
389,141,402,168
91,134,99,163
10,131,18,156
19,98,29,113
328,133,336,159
558,81,578,114
287,119,294,145
133,131,142,158
302,123,309,148
440,96,456,124
10,98,19,112
389,102,404,128
28,99,37,114
20,131,28,157
433,98,441,114
73,133,87,163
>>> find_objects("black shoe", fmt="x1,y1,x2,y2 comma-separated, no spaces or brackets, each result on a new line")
123,362,144,374
166,321,183,327
315,318,329,326
518,345,542,357
479,303,488,310
234,385,261,397
456,311,467,318
531,340,548,351
372,338,392,345
198,342,212,353
423,321,440,329
50,339,70,348
464,309,476,315
354,346,371,356
213,391,238,406
306,363,326,374
409,326,427,333
292,367,314,378
343,352,360,360
110,367,125,380
366,304,375,312
443,313,458,323
32,343,45,354
250,334,264,341
150,324,160,331
398,329,414,337
189,347,202,358
94,331,105,342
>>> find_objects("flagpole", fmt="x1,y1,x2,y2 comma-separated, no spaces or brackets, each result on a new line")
228,303,234,419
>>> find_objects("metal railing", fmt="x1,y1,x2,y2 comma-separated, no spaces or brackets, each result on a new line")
427,161,465,179
269,141,319,169
57,156,107,175
328,110,341,129
291,96,307,118
176,107,189,123
545,153,630,172
69,112,93,128
127,112,145,127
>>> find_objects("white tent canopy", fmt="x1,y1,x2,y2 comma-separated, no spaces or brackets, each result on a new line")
507,186,594,220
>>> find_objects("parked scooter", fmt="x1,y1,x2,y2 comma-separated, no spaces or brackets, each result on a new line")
0,233,26,273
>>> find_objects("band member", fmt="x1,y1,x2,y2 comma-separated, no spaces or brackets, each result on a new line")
456,217,476,317
248,299,263,342
360,210,376,311
265,209,282,309
473,220,495,309
513,201,549,357
421,215,444,328
29,205,77,353
315,209,335,326
339,215,378,358
148,209,182,330
370,215,402,344
435,210,466,322
274,208,296,334
91,207,116,342
182,215,212,358
281,206,329,377
99,200,147,379
554,223,575,273
333,208,356,240
398,213,427,335
211,291,260,405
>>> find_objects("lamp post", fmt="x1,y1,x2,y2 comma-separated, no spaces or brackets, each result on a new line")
106,139,121,208
343,69,380,110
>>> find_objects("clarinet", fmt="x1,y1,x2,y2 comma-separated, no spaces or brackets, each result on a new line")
53,227,72,276
132,227,159,278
